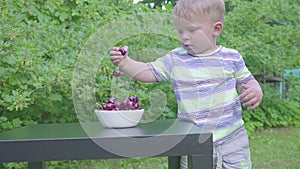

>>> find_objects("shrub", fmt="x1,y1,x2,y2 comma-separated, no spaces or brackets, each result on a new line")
0,0,299,133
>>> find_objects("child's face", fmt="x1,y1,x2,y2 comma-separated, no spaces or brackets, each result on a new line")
174,15,217,55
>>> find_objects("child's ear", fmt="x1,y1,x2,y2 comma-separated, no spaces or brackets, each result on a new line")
213,22,223,37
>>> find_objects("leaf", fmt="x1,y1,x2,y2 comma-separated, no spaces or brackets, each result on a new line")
0,117,8,123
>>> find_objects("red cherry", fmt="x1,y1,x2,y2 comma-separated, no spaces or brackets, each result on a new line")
105,103,115,110
127,101,136,110
119,47,126,56
134,103,140,110
113,70,121,77
107,97,116,104
122,99,128,106
128,95,138,103
114,101,123,110
101,104,107,110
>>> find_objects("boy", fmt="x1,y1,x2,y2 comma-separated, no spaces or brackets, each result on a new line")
110,0,263,168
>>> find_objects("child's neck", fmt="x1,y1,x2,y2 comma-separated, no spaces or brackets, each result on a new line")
197,44,219,55
194,45,221,57
204,45,218,54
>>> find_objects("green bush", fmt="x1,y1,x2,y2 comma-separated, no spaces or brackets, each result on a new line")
218,0,300,134
0,0,155,128
243,82,300,134
220,0,300,75
0,0,299,134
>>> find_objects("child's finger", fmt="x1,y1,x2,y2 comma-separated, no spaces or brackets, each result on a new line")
110,50,121,56
111,47,120,51
241,84,250,90
247,102,260,110
123,46,129,52
239,89,251,101
243,96,257,106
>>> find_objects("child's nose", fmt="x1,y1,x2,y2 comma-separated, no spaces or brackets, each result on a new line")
181,33,189,41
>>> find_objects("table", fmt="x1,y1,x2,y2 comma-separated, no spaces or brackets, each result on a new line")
0,119,213,169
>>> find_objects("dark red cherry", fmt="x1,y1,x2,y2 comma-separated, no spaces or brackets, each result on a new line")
119,47,126,56
134,103,140,110
115,101,122,109
101,104,107,110
105,103,115,110
107,97,116,104
113,70,121,77
127,101,136,110
128,95,138,103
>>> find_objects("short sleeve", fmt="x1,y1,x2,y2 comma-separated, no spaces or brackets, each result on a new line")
234,53,254,84
147,52,173,82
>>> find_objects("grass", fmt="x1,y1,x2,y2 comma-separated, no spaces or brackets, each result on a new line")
1,127,299,169
46,158,168,169
250,127,300,169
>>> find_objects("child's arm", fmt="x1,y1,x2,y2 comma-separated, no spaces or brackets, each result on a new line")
110,46,157,83
238,79,263,110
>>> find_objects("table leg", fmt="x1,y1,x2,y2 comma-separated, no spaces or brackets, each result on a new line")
188,155,213,169
28,161,46,169
168,156,181,169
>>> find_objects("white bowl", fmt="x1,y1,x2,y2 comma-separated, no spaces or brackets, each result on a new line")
94,109,144,128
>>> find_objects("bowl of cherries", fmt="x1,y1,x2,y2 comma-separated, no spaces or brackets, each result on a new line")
94,96,144,128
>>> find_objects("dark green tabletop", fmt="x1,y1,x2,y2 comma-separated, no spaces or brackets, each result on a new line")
0,119,213,169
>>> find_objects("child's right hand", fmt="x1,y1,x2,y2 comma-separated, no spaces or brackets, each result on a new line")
109,46,128,66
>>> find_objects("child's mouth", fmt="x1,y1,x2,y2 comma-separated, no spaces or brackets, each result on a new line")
183,44,192,49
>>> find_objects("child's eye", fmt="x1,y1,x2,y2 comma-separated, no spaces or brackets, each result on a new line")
177,30,183,34
189,27,197,32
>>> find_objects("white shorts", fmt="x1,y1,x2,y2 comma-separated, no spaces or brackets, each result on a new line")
181,127,251,169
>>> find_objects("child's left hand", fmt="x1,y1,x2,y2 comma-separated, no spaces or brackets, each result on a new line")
239,80,263,110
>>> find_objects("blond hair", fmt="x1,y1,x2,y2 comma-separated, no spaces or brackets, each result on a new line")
173,0,225,23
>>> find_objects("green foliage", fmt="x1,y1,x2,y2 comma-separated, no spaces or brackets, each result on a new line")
220,0,300,76
243,79,300,134
140,0,176,9
0,0,154,126
0,0,299,136
0,117,22,132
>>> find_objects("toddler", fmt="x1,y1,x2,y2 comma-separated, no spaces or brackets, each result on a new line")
110,0,263,168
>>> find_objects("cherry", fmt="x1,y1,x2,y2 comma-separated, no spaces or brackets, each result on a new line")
127,101,136,110
101,104,107,110
128,95,138,103
105,103,115,110
113,70,121,77
134,103,140,110
114,101,121,109
107,97,116,104
119,47,126,56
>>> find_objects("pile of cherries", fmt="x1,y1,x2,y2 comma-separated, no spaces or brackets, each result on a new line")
99,96,141,111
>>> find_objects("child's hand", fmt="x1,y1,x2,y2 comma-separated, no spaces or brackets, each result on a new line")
239,81,263,110
110,46,128,66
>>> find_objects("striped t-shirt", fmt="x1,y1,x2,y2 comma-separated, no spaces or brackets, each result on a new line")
148,46,254,143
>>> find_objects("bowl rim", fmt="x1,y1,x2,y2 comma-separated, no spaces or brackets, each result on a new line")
94,109,144,113
94,109,144,128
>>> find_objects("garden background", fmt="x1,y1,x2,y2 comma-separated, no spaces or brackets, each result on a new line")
0,0,299,168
